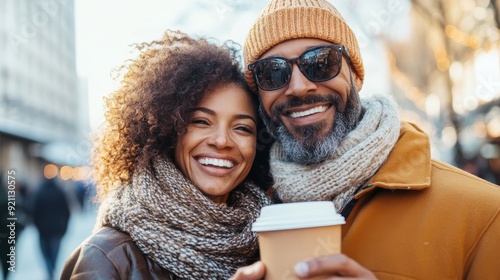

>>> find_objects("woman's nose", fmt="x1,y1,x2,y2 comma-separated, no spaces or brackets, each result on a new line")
207,127,234,149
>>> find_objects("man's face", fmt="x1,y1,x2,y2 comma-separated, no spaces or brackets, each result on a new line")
256,38,362,164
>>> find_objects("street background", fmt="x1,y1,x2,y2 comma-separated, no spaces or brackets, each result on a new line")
1,0,499,279
8,207,96,280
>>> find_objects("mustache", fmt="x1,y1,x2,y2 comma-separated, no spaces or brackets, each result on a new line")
272,94,344,116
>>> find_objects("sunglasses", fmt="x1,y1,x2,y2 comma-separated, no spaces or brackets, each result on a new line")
248,44,350,91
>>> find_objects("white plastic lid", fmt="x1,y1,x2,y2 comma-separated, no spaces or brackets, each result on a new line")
252,201,345,232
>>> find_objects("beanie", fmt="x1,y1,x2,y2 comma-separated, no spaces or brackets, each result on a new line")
244,0,364,91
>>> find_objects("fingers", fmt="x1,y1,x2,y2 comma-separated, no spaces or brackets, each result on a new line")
294,254,377,279
229,261,266,280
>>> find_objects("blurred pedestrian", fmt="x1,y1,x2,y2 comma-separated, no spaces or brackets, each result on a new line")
32,177,71,280
73,181,88,212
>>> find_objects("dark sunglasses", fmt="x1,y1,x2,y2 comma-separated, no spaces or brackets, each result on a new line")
248,44,350,91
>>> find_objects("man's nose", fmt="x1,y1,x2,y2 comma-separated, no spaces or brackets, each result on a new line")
284,64,317,97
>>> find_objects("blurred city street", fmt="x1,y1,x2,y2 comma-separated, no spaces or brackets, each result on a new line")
0,0,499,279
6,207,97,280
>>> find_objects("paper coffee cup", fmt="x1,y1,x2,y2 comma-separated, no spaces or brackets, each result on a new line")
252,201,345,280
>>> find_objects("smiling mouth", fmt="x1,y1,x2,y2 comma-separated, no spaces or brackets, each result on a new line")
285,105,330,119
197,157,235,169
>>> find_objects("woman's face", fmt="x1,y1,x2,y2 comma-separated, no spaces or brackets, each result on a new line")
175,83,258,203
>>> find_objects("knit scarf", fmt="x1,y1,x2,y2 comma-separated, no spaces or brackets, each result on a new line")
270,95,401,212
96,156,271,279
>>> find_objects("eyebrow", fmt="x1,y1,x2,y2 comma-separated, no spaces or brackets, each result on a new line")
193,107,257,125
264,44,333,59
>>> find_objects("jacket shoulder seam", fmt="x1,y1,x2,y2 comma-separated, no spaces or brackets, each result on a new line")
464,205,500,269
431,160,499,188
80,242,123,280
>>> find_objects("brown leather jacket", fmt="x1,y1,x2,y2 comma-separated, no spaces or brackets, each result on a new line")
60,227,176,280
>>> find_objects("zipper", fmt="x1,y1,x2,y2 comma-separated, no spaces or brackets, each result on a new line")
340,184,373,218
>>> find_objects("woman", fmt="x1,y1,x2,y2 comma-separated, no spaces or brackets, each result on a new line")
61,30,271,279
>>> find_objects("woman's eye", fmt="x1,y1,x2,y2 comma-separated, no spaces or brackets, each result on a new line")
191,118,209,125
236,125,255,134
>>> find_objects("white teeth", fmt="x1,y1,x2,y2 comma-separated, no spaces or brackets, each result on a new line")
289,105,329,118
198,158,235,168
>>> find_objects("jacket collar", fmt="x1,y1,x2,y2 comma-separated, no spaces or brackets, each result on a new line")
356,122,432,198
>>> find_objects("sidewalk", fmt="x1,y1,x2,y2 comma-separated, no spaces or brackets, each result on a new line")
6,207,97,280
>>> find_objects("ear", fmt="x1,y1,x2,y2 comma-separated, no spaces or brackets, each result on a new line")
352,72,363,92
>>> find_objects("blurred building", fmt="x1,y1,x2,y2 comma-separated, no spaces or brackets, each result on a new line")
0,0,90,189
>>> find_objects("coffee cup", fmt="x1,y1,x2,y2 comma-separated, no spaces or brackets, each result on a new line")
252,201,345,280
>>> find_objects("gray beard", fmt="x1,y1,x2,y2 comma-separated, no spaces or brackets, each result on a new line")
259,82,362,165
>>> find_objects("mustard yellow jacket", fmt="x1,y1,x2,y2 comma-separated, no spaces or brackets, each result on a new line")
342,122,500,280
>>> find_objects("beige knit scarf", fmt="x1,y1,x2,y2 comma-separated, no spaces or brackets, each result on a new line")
270,95,401,212
96,156,271,279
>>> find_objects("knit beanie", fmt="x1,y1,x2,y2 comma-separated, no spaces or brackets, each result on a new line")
244,0,364,91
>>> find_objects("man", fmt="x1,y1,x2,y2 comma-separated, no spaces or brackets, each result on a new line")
32,177,71,280
231,0,500,279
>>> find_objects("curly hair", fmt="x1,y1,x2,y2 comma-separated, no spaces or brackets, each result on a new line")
92,30,272,201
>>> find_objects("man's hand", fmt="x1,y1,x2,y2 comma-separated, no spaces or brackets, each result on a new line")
229,254,376,280
294,254,377,279
229,261,266,280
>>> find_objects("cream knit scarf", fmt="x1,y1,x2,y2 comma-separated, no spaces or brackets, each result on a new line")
96,157,271,279
270,95,401,212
